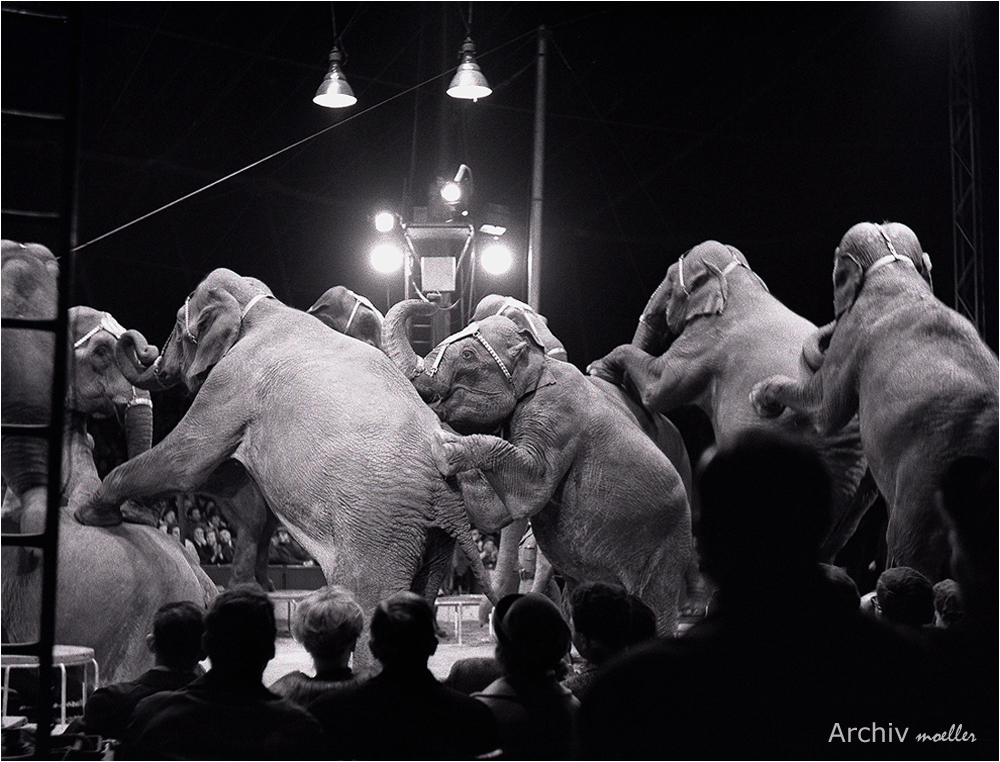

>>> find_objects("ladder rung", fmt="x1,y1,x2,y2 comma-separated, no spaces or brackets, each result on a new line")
0,423,55,437
0,209,61,220
1,532,48,547
1,108,66,121
1,317,60,331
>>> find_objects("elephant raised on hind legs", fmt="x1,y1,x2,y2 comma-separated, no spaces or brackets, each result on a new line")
76,268,492,674
385,299,692,634
751,222,999,580
588,241,875,565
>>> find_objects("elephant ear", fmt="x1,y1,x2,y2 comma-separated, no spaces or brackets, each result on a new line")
509,327,550,401
666,258,728,333
832,246,864,319
187,287,242,382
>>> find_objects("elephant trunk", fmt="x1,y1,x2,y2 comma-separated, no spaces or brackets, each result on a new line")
383,299,440,400
115,329,167,390
123,389,154,459
1,435,49,497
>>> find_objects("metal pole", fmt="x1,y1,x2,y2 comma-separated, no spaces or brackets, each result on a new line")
527,26,547,312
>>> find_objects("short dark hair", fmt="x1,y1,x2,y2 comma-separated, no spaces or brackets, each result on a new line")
152,601,204,670
820,563,861,615
204,585,276,673
369,592,437,667
876,567,934,627
932,579,963,626
494,593,571,676
570,583,638,652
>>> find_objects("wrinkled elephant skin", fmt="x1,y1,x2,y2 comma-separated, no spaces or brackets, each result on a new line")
750,222,998,580
79,269,491,675
588,241,873,564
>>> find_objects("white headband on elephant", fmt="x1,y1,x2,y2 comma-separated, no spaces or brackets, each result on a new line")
676,247,769,297
423,321,514,385
73,312,127,348
344,290,384,334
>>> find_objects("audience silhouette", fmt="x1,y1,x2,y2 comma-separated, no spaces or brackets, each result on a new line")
307,591,499,760
874,566,935,628
473,593,579,760
117,585,325,760
565,582,656,700
66,601,205,741
577,430,937,759
270,585,363,707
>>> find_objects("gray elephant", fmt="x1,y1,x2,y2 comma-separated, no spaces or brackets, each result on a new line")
307,285,384,350
192,285,390,591
74,268,492,674
750,222,998,580
587,241,874,563
384,299,692,633
469,294,704,614
2,240,216,684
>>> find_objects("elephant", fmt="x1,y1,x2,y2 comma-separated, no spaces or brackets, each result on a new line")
468,294,704,615
750,222,999,581
384,299,693,634
74,268,493,674
587,240,874,564
307,285,385,350
2,239,216,685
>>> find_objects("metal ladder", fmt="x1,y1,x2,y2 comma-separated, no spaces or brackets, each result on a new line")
1,5,82,756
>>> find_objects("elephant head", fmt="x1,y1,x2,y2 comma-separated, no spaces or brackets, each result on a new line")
472,294,568,361
632,241,767,355
832,221,933,319
384,300,547,434
116,268,274,395
307,285,384,350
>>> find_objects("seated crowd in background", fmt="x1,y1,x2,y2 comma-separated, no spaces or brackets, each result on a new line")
52,430,994,759
153,493,313,566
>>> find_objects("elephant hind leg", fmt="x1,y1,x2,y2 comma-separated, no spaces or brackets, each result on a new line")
885,487,951,583
410,527,453,601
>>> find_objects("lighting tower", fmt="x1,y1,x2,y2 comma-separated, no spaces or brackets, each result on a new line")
949,1,985,339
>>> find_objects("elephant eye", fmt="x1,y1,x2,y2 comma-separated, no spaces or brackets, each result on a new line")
461,348,476,361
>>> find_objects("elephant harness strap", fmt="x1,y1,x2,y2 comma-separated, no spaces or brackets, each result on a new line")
343,290,382,333
73,312,126,349
423,322,514,385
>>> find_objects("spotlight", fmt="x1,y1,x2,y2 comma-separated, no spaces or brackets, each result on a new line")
480,241,512,275
370,242,404,273
440,181,463,204
313,48,357,109
374,211,396,232
447,38,492,101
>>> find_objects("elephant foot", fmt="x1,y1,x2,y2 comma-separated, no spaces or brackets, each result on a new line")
121,500,159,526
74,502,124,527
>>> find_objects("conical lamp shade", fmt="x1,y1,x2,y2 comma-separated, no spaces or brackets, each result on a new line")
313,49,357,108
447,38,492,101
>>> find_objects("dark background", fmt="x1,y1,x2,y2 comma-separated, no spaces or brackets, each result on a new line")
3,2,997,429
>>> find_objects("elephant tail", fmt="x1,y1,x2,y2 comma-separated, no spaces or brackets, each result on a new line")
446,518,497,605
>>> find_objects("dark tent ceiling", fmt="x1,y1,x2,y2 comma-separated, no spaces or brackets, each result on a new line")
3,1,997,368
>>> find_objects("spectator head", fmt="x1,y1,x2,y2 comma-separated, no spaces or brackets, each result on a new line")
192,526,206,544
189,506,202,524
696,430,831,589
169,525,182,540
484,538,498,552
147,601,205,671
570,582,653,665
494,593,572,679
368,592,438,669
932,579,963,628
205,529,218,546
820,564,861,616
875,567,934,627
163,509,177,524
219,528,233,544
292,585,364,664
203,585,276,679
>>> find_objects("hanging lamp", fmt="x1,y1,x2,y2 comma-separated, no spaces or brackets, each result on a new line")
447,37,492,101
313,46,356,108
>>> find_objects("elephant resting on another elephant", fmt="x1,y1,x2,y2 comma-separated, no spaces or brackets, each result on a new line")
751,222,999,581
469,294,704,616
2,239,215,684
588,241,874,564
75,268,493,675
385,299,692,634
